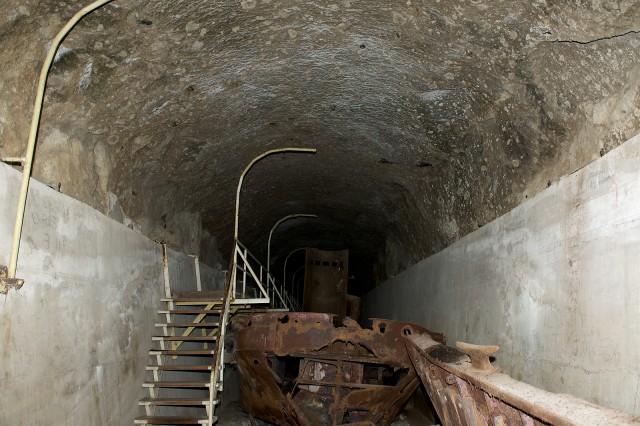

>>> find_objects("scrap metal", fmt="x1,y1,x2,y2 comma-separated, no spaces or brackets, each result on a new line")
232,312,445,426
405,334,640,426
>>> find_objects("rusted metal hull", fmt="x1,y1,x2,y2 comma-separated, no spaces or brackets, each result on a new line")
406,334,640,426
232,312,445,426
302,249,349,317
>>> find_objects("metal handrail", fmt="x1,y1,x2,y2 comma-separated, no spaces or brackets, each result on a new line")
233,239,298,311
207,254,235,425
235,245,269,300
267,273,288,309
207,239,300,424
235,239,263,267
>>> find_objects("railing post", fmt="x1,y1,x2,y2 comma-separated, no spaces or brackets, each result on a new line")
242,247,248,298
191,255,202,291
271,276,275,308
232,244,238,298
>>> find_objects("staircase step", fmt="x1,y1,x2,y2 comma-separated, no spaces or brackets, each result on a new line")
146,365,212,371
172,290,225,299
158,309,222,315
152,336,217,342
162,291,224,304
156,322,220,328
138,397,207,406
150,350,215,356
143,381,210,388
163,298,223,304
134,416,212,425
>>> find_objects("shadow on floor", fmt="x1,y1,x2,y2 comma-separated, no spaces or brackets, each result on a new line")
216,401,439,425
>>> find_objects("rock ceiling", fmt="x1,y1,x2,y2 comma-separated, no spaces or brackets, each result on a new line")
1,0,639,290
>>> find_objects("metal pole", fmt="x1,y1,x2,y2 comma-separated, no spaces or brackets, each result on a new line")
4,0,116,280
283,247,306,296
291,265,305,305
267,214,316,273
234,148,316,243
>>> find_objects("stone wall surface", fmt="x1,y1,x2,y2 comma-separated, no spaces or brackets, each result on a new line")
3,1,638,287
0,163,221,425
363,133,640,415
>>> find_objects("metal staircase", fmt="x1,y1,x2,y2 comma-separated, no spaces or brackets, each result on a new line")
134,240,298,425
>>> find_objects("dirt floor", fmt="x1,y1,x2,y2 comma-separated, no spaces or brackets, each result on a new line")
216,401,439,425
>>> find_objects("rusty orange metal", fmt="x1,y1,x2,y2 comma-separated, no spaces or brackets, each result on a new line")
405,334,640,426
232,312,445,425
302,249,349,318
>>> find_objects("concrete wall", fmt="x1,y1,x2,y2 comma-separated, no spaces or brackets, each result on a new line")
363,133,640,415
167,248,224,293
0,163,223,425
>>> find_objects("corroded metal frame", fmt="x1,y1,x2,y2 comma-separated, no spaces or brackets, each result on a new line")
405,334,640,426
232,312,445,426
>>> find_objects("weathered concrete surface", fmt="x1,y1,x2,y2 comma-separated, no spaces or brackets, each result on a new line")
0,162,221,425
363,133,640,415
167,247,225,293
1,1,638,288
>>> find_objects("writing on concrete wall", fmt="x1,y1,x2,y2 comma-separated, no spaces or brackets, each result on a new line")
25,192,65,253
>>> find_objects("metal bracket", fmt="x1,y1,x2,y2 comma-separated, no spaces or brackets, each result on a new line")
0,265,24,295
1,156,26,165
456,341,500,373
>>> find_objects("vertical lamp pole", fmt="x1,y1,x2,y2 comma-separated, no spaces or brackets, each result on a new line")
291,265,306,304
283,247,306,296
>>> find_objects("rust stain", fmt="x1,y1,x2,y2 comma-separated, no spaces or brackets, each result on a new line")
232,312,445,425
405,334,640,426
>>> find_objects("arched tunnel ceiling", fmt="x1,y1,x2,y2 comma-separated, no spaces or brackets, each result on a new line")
1,1,639,291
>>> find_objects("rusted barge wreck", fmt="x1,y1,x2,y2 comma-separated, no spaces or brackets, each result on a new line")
233,313,640,426
232,248,640,425
233,313,444,425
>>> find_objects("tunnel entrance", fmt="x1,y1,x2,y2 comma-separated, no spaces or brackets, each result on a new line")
1,0,639,424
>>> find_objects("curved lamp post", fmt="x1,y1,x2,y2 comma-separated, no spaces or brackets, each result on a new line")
267,214,317,274
283,247,306,296
291,265,306,304
234,148,316,242
216,149,316,425
3,0,115,289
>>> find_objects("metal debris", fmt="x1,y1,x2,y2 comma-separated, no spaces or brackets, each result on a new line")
405,334,640,426
232,312,445,426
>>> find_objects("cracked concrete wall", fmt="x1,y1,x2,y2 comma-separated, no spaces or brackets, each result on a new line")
0,162,222,425
363,133,640,415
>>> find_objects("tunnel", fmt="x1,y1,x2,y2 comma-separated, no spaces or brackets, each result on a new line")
0,1,639,425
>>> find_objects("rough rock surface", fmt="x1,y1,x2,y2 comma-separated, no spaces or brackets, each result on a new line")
1,0,639,290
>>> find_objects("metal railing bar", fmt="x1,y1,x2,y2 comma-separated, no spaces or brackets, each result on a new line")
236,247,269,300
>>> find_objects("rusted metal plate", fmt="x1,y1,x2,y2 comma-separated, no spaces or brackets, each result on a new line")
0,265,24,295
405,334,640,426
302,249,349,317
232,312,445,425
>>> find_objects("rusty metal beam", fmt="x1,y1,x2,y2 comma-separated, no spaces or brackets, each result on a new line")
405,334,640,426
232,312,445,426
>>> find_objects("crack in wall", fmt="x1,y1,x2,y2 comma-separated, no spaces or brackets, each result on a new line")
549,30,640,45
